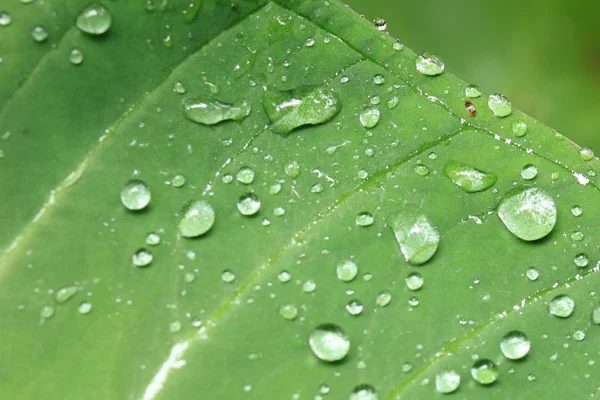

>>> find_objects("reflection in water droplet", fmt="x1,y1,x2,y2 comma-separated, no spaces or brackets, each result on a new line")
359,107,380,129
415,52,445,76
41,305,55,319
355,212,374,227
183,98,251,125
78,302,92,314
574,253,589,267
55,286,78,304
133,248,153,267
120,180,151,210
237,193,261,216
76,4,112,35
236,167,255,184
285,161,300,178
471,359,498,385
263,86,341,135
512,121,528,137
526,267,539,281
337,260,358,282
500,331,531,360
221,270,235,283
346,300,364,316
443,160,497,192
376,290,391,308
405,272,424,291
465,84,481,98
69,49,84,65
549,294,575,318
279,304,298,320
580,147,594,161
497,188,556,241
178,200,215,237
435,370,460,394
32,26,48,42
488,94,512,117
349,384,378,400
387,209,440,265
309,324,350,362
373,17,386,31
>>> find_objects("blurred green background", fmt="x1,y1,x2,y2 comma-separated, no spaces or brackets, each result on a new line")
344,0,600,153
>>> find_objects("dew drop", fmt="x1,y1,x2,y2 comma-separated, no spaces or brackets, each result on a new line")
0,12,11,26
169,321,182,333
183,272,195,283
470,359,498,385
355,212,374,227
78,302,92,315
278,270,291,282
571,205,583,217
500,331,530,360
303,280,317,293
465,84,481,98
443,160,497,192
269,183,282,195
236,167,255,184
279,304,298,320
549,294,575,318
309,324,350,362
373,17,386,30
221,270,236,283
310,183,323,194
413,164,429,176
359,107,380,129
237,193,261,216
285,161,301,178
376,290,392,308
497,188,556,241
133,248,153,267
573,330,585,341
76,4,112,35
405,272,424,291
173,82,186,94
183,98,251,125
402,363,413,373
69,48,84,65
570,231,584,241
178,200,215,237
435,370,460,394
387,209,440,265
387,96,399,109
55,286,78,304
393,40,403,51
31,26,48,42
172,174,186,188
520,164,538,180
415,52,445,76
304,37,315,47
346,300,364,316
592,306,600,325
373,74,385,85
274,207,286,217
349,384,378,400
337,260,358,282
526,267,539,281
40,305,55,319
580,147,594,161
120,180,151,210
574,253,589,267
488,94,512,117
408,297,419,307
512,121,528,137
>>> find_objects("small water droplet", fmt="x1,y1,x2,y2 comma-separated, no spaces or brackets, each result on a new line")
402,362,413,373
310,183,323,194
305,37,315,47
78,302,92,315
132,248,153,267
0,12,11,26
408,296,419,306
570,231,584,241
415,52,445,76
498,188,556,241
184,272,195,283
443,160,497,192
571,205,583,217
387,96,399,109
40,305,55,319
405,272,424,291
387,209,440,265
373,74,385,85
172,174,186,188
592,306,600,324
413,164,430,176
173,82,186,94
376,290,391,308
178,200,215,237
236,167,255,184
274,207,286,217
526,267,539,281
183,98,251,125
355,212,374,227
373,17,386,30
285,161,301,178
120,180,151,210
279,304,298,320
520,164,538,180
346,300,364,316
337,260,358,282
237,193,261,216
55,286,78,304
169,321,182,333
303,280,317,293
359,107,380,129
500,331,531,360
31,26,48,42
549,294,575,318
573,330,585,341
580,147,594,161
470,359,498,385
221,270,235,283
512,121,528,137
488,94,512,117
527,374,536,382
309,324,350,362
574,253,589,267
76,4,112,35
69,48,84,65
465,84,481,98
269,183,282,195
278,270,291,282
349,384,377,400
435,370,460,394
393,40,403,51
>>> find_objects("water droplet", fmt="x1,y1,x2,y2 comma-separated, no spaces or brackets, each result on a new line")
274,207,286,217
488,94,512,117
408,296,419,306
574,253,589,267
527,374,536,382
571,205,583,217
355,212,374,227
573,330,585,341
350,384,377,400
169,321,182,333
305,37,315,47
346,300,364,316
236,167,255,184
69,48,84,65
402,362,413,373
132,248,153,267
237,193,261,216
405,272,424,291
173,82,186,94
592,306,600,324
183,98,251,125
413,164,429,176
319,384,330,395
172,174,186,188
435,370,460,394
279,304,298,320
310,183,323,194
470,359,498,385
465,84,481,98
178,200,215,237
303,280,317,293
387,96,399,109
269,183,282,195
40,305,55,319
221,270,235,283
570,231,584,241
443,160,497,192
55,286,78,304
0,12,11,26
415,52,445,76
120,180,151,210
521,164,538,180
373,74,385,85
278,270,291,282
31,26,48,42
393,40,403,51
359,107,380,129
358,169,369,180
512,121,528,137
387,209,440,265
500,331,531,360
580,147,594,161
498,188,557,241
373,17,386,30
184,272,195,283
78,302,92,315
376,290,392,308
337,260,358,282
549,294,575,318
263,86,341,135
526,267,539,281
76,4,112,35
285,161,301,178
309,324,350,362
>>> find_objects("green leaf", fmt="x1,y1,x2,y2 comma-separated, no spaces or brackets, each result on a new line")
1,0,599,399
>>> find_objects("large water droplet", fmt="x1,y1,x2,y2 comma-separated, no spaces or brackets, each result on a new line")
443,160,497,192
133,248,153,267
387,209,440,265
435,370,460,394
120,180,151,210
415,52,445,76
470,359,498,385
183,98,251,125
76,4,112,35
337,260,358,282
549,294,575,318
279,304,298,320
488,94,512,117
178,200,215,237
309,324,350,362
500,330,530,360
349,384,378,400
497,188,557,241
263,86,341,135
55,286,78,304
237,193,261,216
